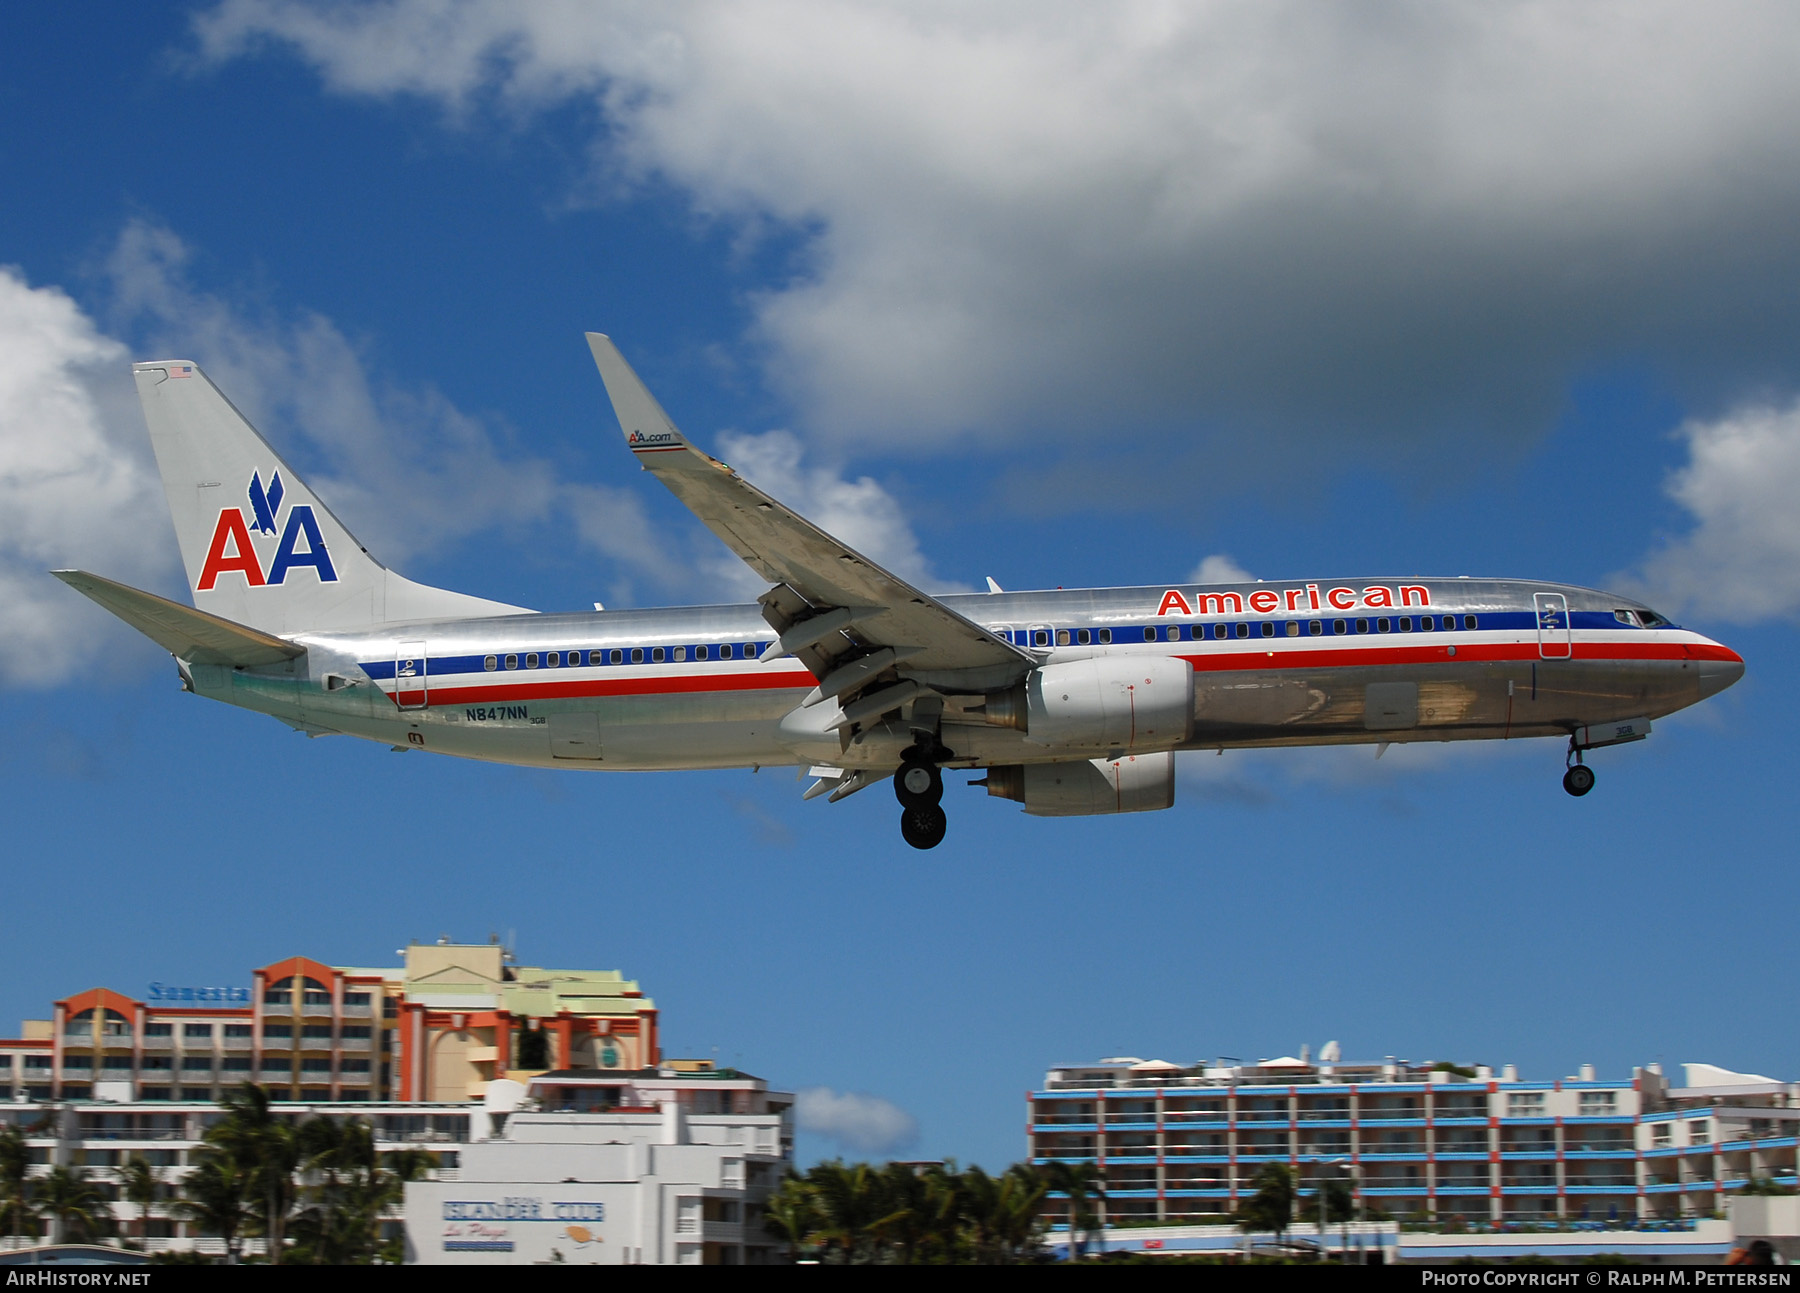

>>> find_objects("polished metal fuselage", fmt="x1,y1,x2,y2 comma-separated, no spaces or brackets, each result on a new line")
192,577,1742,772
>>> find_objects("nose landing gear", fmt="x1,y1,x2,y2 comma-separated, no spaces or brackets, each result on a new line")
896,745,949,849
1563,739,1595,797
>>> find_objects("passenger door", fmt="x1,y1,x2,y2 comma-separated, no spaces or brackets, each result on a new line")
395,640,428,710
1534,593,1572,659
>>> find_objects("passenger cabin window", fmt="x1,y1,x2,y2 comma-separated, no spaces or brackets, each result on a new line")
609,649,623,664
696,645,709,661
546,652,558,667
1234,623,1249,639
1308,621,1322,636
1260,622,1275,638
1098,628,1113,644
1077,629,1091,645
1356,618,1369,633
1033,630,1050,647
484,655,496,671
1286,622,1300,637
651,647,665,663
525,653,539,668
1333,619,1346,634
1143,627,1157,642
1377,618,1390,632
630,648,644,664
674,646,687,662
1398,617,1412,631
722,643,736,659
1421,616,1435,631
1057,630,1071,646
504,654,518,670
1464,615,1478,629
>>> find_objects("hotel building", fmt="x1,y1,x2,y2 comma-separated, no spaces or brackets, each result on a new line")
0,940,658,1106
1029,1052,1800,1227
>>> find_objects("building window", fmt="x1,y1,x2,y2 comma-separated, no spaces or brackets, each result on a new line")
103,1056,134,1070
144,1023,172,1038
1689,1120,1710,1145
224,1024,252,1038
1652,1124,1671,1147
301,1059,333,1074
341,1025,371,1040
264,1025,293,1040
343,993,370,1007
301,1025,333,1042
141,1057,172,1071
222,1058,251,1072
24,1056,50,1070
1578,1092,1617,1116
184,1024,213,1039
1507,1092,1546,1117
341,1059,371,1073
181,1057,212,1072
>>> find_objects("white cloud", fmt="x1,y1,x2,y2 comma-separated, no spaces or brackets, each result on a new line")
794,1086,918,1156
1625,400,1800,623
0,218,958,687
1190,553,1253,585
0,267,173,686
195,0,1800,469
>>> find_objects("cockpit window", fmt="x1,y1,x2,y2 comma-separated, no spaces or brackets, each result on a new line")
1639,609,1669,628
1613,609,1640,627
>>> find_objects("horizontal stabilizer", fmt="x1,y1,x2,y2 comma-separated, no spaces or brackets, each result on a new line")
52,570,304,667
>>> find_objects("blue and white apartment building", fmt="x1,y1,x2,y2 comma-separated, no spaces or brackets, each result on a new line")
1029,1052,1800,1227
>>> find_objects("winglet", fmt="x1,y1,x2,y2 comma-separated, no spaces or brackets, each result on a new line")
587,333,712,471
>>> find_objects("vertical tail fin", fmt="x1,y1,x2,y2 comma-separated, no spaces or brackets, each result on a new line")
133,361,530,635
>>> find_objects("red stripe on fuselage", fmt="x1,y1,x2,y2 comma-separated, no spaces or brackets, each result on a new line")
1176,637,1738,672
388,667,817,708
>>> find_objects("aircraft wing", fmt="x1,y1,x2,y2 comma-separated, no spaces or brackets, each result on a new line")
587,334,1030,684
53,569,304,667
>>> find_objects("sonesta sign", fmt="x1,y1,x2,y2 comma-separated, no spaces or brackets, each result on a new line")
1155,585,1433,617
148,983,251,1003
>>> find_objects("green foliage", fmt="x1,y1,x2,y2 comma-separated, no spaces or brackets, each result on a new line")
0,1124,30,1242
171,1083,429,1265
762,1159,1050,1264
1432,1062,1479,1079
1235,1163,1296,1238
34,1165,112,1244
1739,1178,1799,1197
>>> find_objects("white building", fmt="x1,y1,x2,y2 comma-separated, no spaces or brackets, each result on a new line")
404,1065,793,1265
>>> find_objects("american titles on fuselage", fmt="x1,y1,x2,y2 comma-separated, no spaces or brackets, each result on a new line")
196,469,338,590
1156,584,1431,616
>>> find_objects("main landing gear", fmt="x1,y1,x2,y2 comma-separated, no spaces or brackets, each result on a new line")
1563,740,1595,797
895,748,948,850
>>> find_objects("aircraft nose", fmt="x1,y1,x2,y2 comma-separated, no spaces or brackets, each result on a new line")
1697,647,1745,700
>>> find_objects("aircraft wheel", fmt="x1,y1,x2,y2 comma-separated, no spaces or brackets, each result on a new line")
900,803,948,850
1563,765,1595,797
894,758,943,808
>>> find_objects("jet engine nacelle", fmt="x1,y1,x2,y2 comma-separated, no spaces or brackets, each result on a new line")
987,654,1193,751
983,752,1175,816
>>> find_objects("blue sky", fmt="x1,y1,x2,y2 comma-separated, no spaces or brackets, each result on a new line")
3,3,1798,1169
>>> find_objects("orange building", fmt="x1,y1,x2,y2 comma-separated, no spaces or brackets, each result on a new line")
1,940,657,1106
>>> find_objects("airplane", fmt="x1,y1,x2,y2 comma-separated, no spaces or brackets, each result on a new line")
54,336,1745,850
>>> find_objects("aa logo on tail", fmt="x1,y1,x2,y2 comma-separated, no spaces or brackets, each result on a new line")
197,470,339,590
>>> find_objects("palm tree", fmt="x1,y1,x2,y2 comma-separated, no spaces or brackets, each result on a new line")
0,1124,31,1246
175,1156,255,1263
807,1160,905,1264
206,1084,299,1263
762,1172,822,1258
1040,1160,1105,1259
1237,1162,1297,1249
119,1157,160,1248
34,1165,109,1244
